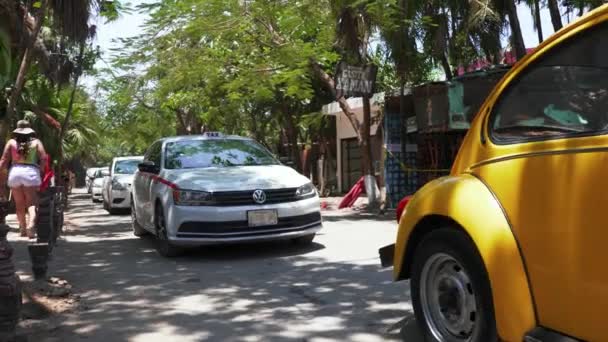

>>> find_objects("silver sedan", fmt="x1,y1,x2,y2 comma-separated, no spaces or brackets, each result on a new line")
131,133,322,257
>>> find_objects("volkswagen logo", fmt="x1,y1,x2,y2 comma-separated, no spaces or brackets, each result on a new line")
252,189,267,204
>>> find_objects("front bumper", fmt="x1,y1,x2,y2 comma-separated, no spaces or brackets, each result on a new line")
165,196,322,246
379,244,395,267
110,189,131,208
92,188,103,199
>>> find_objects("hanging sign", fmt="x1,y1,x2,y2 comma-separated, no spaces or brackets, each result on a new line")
335,61,378,97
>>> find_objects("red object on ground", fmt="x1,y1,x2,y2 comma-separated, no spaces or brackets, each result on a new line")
40,157,54,192
320,201,328,210
338,176,365,209
396,195,413,223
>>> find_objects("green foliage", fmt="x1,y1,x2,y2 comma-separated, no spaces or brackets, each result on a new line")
98,0,339,156
0,27,10,88
16,72,103,164
91,0,605,164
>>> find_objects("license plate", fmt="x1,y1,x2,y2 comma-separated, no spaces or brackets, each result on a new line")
248,210,278,227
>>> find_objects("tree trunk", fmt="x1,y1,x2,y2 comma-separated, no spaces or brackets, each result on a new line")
547,0,563,32
361,95,378,208
533,0,543,44
440,53,453,80
283,110,302,173
376,123,387,213
506,0,527,60
399,81,406,118
57,42,85,185
310,60,362,136
0,0,49,146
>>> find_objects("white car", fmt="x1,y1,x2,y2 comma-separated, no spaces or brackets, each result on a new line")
86,167,100,194
102,156,143,214
131,133,322,257
90,168,109,203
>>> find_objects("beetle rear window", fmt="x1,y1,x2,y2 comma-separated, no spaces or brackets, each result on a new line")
491,22,608,143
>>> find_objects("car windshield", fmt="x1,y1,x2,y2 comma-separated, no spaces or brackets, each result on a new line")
165,139,278,169
114,160,140,174
94,169,109,178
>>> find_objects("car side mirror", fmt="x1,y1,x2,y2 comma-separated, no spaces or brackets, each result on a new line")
138,161,159,174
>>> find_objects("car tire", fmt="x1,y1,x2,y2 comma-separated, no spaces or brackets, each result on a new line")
292,234,315,245
131,200,147,237
155,203,182,258
410,228,498,342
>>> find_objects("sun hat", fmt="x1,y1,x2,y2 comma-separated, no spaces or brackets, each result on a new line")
13,120,35,135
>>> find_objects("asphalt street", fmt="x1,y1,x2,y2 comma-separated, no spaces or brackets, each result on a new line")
9,191,423,342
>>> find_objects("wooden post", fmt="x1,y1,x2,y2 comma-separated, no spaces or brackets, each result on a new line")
0,202,21,341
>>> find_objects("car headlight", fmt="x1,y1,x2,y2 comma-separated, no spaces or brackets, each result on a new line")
112,179,126,191
295,182,316,198
173,190,214,206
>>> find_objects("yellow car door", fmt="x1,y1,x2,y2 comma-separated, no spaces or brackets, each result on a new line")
472,19,608,341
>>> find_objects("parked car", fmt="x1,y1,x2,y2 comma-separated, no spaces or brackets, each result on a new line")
90,168,109,203
86,167,100,194
102,156,143,214
380,7,608,342
131,133,322,257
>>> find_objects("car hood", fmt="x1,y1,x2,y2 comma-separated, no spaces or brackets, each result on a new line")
113,174,135,186
164,165,310,191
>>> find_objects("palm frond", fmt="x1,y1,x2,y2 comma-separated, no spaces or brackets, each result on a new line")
49,0,97,43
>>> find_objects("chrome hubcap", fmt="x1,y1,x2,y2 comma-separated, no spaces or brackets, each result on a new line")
420,253,477,341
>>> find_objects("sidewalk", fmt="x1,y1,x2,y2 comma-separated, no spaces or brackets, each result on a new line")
320,196,396,221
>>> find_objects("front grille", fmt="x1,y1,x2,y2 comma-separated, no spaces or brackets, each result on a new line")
212,188,299,206
113,198,125,204
177,212,322,237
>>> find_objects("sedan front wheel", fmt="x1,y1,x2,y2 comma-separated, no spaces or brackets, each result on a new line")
411,229,498,342
155,204,183,258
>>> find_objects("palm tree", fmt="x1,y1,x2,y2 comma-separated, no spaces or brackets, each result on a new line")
0,0,119,144
525,0,544,43
504,0,527,59
2,0,50,142
547,0,564,32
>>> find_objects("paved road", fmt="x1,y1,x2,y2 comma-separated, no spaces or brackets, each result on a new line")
9,192,423,342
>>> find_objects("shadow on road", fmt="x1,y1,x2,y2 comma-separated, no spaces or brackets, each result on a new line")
9,192,422,342
321,211,396,223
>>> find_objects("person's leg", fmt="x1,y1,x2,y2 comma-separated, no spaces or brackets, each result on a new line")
12,187,27,236
23,186,39,238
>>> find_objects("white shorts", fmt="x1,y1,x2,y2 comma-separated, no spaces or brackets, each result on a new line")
8,164,41,188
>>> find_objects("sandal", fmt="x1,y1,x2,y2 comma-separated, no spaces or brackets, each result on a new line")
27,227,36,239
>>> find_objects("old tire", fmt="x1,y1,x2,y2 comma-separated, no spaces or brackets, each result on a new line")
411,229,498,342
292,234,315,245
155,203,182,257
131,200,147,237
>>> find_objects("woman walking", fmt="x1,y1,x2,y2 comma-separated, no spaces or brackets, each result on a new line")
0,120,47,238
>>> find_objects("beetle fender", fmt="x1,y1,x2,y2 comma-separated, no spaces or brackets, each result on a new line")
394,174,535,342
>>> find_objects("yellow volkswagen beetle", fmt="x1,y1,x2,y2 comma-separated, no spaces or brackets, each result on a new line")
381,5,608,342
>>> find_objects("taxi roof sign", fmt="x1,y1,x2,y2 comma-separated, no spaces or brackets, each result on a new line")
203,132,223,138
